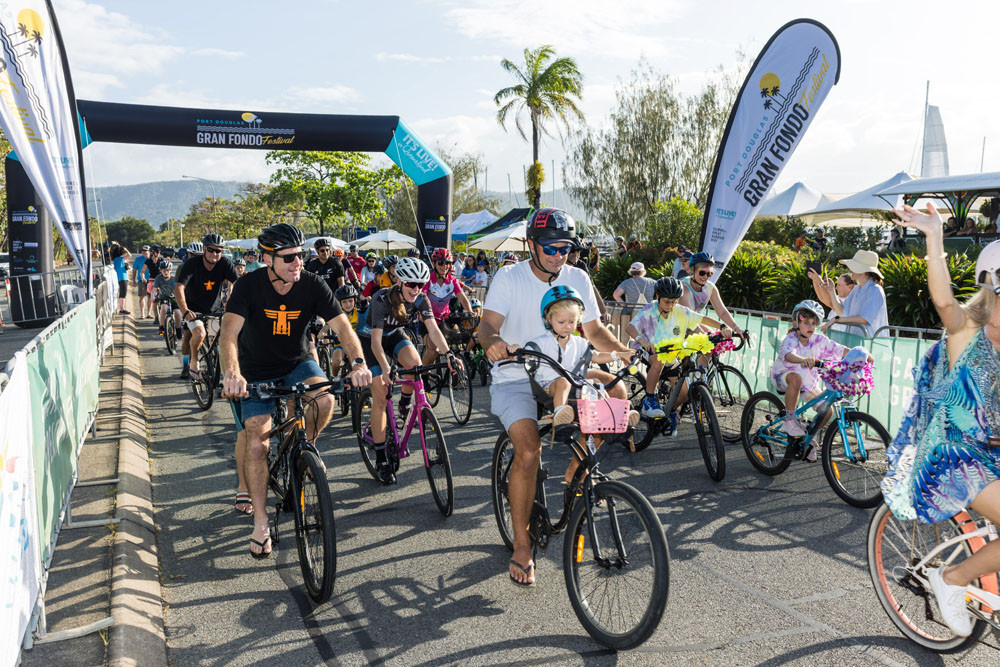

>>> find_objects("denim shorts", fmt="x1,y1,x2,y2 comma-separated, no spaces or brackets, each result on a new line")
230,359,326,432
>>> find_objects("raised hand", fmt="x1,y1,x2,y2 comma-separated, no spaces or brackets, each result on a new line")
893,203,943,239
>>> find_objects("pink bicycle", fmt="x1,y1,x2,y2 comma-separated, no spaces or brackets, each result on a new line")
352,361,454,516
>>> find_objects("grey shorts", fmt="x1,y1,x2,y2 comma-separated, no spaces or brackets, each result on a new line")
489,380,539,433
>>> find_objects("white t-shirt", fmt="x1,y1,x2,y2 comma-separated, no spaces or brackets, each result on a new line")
484,261,599,384
525,331,590,387
474,270,489,287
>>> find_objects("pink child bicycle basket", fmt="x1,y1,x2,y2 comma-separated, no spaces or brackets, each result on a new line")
577,396,631,434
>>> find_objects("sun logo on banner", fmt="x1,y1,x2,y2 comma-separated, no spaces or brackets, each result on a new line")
8,8,45,59
241,112,262,129
264,304,300,336
759,73,787,110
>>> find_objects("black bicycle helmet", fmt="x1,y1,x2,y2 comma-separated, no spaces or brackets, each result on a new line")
654,276,684,299
334,284,358,301
407,247,420,257
202,232,225,247
689,251,715,268
257,223,305,253
156,260,169,270
313,237,330,249
234,258,246,267
383,254,399,268
526,208,577,243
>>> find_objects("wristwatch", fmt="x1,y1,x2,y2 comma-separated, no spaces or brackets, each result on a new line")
351,358,366,368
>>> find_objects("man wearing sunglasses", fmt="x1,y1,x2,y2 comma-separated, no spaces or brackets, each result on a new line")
220,223,372,558
175,232,238,381
478,207,636,587
677,251,747,342
304,238,346,291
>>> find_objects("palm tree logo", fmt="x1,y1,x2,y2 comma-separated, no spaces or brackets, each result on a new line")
7,9,44,58
759,72,786,109
241,112,262,129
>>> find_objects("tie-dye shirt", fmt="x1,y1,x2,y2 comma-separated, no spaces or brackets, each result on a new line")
770,331,847,395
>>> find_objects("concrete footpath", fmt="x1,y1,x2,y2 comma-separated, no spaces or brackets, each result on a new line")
17,306,168,667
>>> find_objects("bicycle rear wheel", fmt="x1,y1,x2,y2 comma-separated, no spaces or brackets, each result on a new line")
740,392,792,475
293,449,336,603
164,315,176,355
822,411,890,508
447,368,474,425
490,431,517,549
564,480,670,650
691,383,725,481
190,345,215,410
421,407,453,516
867,504,989,652
425,367,443,407
352,388,380,481
710,364,751,443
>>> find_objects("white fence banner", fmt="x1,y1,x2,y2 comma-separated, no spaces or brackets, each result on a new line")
0,1,89,290
0,351,40,665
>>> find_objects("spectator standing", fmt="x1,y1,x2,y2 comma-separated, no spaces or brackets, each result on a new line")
474,262,489,287
111,244,131,314
887,228,907,251
460,256,477,285
820,250,889,338
810,228,827,251
673,250,692,278
626,233,642,251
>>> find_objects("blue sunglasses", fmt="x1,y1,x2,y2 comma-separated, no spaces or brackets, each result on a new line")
541,244,572,256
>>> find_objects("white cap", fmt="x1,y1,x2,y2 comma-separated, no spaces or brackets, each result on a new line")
629,262,645,273
976,240,1000,291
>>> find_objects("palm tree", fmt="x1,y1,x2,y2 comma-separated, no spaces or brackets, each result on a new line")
494,45,584,209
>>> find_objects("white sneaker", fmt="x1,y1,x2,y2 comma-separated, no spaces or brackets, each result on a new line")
782,416,806,437
928,566,973,637
552,404,575,426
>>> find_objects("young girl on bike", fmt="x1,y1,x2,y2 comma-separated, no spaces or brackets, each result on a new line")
329,284,359,377
769,300,867,460
882,204,1000,638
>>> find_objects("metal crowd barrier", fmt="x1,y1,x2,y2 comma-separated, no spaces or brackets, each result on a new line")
1,267,98,325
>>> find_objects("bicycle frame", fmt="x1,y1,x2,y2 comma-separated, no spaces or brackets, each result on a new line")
368,372,436,467
753,389,874,462
264,396,319,503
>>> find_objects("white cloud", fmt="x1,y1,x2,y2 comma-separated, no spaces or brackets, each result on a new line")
129,82,362,113
376,52,449,64
281,85,363,107
191,47,246,59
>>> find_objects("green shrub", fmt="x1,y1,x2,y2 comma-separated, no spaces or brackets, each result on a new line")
764,261,816,314
716,251,778,310
646,196,702,251
880,252,978,329
743,216,806,247
593,252,634,298
735,240,805,267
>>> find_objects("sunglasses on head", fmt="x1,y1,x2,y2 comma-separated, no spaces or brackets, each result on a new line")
205,247,223,254
541,244,572,256
403,281,424,290
274,250,309,264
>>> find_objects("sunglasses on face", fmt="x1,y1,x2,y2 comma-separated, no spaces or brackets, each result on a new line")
435,260,450,266
697,269,714,278
205,247,223,254
541,244,572,256
274,250,309,264
318,248,331,253
403,281,424,290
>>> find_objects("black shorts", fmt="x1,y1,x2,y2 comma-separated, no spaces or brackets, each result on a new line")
118,280,128,298
360,329,413,377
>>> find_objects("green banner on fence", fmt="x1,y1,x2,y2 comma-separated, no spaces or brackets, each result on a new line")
27,301,99,565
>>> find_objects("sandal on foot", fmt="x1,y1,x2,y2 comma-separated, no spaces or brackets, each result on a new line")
250,536,272,560
509,558,536,588
234,492,253,516
188,368,203,381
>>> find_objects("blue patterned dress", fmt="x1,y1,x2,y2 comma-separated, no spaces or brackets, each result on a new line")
882,328,1000,523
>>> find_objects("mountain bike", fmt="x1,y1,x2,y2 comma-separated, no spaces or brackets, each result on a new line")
420,313,475,425
250,378,352,603
157,296,180,356
314,327,353,419
868,503,1000,651
740,359,889,508
490,347,670,650
190,313,222,411
703,333,751,442
352,361,454,516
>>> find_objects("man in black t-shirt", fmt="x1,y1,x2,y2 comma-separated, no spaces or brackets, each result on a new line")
175,233,238,380
220,223,372,559
303,237,345,290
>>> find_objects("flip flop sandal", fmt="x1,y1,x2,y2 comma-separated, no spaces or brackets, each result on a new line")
509,558,536,588
234,492,253,516
250,536,272,560
188,368,203,381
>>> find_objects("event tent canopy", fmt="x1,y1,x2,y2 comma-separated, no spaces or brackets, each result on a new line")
357,229,416,252
756,181,837,218
474,207,532,236
452,209,498,239
875,171,1000,221
467,222,528,252
797,171,914,227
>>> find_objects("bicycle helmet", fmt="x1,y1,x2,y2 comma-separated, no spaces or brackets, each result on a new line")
333,247,345,258
335,284,359,301
313,237,330,249
615,236,624,243
792,299,825,322
234,258,246,267
470,297,482,309
407,247,420,258
257,223,305,253
383,254,398,268
395,256,430,283
975,240,1000,292
202,232,225,247
157,260,170,270
431,248,452,263
540,285,585,328
365,251,377,260
349,244,358,252
150,244,160,253
141,244,150,251
689,251,715,269
654,276,684,299
526,208,577,243
187,241,203,255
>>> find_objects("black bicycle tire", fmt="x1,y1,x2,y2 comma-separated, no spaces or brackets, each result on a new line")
691,383,726,481
318,346,332,380
164,316,176,355
293,449,337,603
478,357,490,386
712,364,751,443
740,391,792,475
421,407,453,516
563,479,670,650
447,368,474,425
821,411,890,509
867,504,987,652
190,347,214,411
426,366,443,407
490,431,517,550
209,347,221,388
352,388,380,481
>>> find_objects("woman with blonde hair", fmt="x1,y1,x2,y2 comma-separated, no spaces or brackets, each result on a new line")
882,203,1000,638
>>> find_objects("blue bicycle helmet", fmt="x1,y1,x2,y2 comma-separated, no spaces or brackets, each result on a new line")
540,285,585,330
689,251,715,269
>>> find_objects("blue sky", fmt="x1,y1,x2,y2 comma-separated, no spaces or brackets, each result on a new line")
55,0,1000,203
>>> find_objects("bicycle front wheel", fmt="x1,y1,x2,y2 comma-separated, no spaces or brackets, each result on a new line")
352,388,380,481
822,411,890,508
564,480,670,650
867,504,988,652
710,364,751,443
741,391,792,475
421,407,453,516
691,383,725,481
425,367,443,407
164,315,176,355
293,449,336,603
190,345,215,411
447,368,474,425
318,346,333,380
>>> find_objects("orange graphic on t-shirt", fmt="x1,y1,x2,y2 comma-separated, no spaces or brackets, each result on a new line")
264,304,300,336
203,280,215,291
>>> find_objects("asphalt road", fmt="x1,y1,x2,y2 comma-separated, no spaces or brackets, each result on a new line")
136,318,998,666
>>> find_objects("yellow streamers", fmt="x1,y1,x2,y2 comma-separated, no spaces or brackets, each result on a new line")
655,333,715,364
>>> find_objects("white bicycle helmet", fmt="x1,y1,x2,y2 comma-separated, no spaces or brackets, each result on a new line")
187,241,204,255
395,256,430,284
975,240,1000,293
792,299,825,321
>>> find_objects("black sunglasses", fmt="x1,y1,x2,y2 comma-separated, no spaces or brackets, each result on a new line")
697,269,714,277
435,260,450,266
403,281,424,290
205,247,223,254
274,250,309,264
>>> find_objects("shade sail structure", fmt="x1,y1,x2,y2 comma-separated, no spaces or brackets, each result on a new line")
356,229,416,252
874,171,1000,222
798,171,914,225
452,209,499,239
475,208,532,236
467,222,528,252
756,182,836,218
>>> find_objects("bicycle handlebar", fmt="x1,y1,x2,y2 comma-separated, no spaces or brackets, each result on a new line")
497,347,636,392
247,378,352,400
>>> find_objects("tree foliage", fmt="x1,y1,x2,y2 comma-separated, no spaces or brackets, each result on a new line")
495,44,584,208
564,60,740,236
104,216,156,250
646,196,703,250
0,128,11,251
265,151,405,235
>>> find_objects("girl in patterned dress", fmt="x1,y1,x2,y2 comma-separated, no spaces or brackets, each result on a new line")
882,204,1000,637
